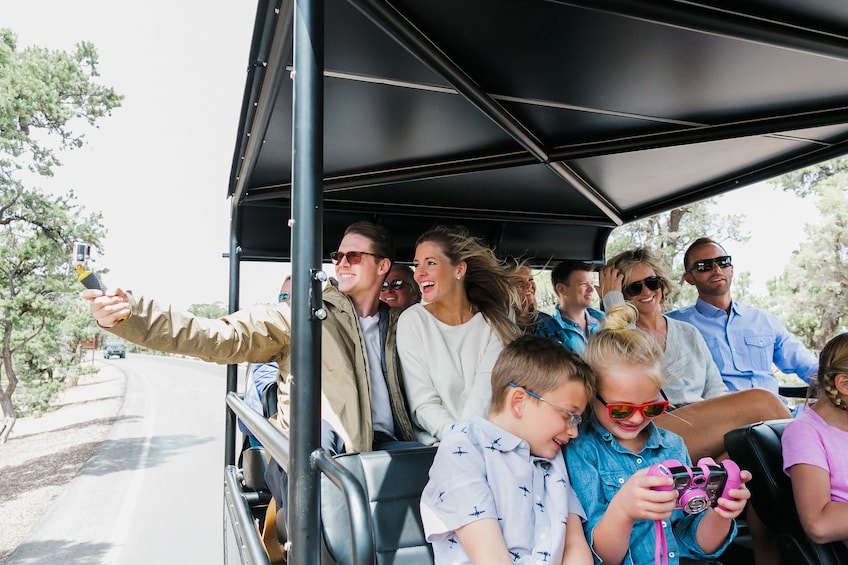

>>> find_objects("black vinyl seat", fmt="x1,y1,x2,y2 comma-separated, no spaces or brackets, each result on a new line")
262,382,278,421
724,419,848,565
320,446,437,565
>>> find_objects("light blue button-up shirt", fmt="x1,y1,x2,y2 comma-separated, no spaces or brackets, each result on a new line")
565,419,735,565
667,298,818,393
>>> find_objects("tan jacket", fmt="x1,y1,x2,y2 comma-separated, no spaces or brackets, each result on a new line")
108,283,416,453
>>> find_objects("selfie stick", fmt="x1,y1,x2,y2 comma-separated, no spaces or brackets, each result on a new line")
72,242,107,292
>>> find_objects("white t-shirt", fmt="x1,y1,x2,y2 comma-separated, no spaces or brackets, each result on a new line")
359,313,395,437
396,303,504,444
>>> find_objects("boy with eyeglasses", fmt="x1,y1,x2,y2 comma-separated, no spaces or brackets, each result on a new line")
421,335,594,565
666,237,818,395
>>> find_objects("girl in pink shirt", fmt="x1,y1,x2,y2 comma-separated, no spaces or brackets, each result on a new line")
782,332,848,547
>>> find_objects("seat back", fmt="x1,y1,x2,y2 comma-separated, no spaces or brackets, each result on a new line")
262,381,278,419
724,419,848,565
320,446,437,565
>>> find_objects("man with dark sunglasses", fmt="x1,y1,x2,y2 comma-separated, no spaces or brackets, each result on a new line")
379,265,420,310
667,237,818,395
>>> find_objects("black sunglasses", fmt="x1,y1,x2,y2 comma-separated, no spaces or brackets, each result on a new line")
329,250,380,265
623,276,661,297
687,255,732,273
381,279,407,291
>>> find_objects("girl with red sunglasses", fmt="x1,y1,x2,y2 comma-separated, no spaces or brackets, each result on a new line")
564,303,751,565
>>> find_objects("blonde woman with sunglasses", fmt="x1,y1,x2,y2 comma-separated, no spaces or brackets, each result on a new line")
565,303,751,565
600,248,728,407
598,248,792,463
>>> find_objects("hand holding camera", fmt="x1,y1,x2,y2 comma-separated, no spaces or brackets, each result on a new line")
647,457,742,514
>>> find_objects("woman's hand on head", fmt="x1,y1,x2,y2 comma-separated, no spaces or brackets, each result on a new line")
597,265,624,298
81,288,131,328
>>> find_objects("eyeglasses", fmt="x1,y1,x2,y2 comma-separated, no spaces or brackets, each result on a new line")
329,250,381,265
508,382,582,428
596,390,669,420
687,255,732,273
381,279,407,292
623,276,661,297
278,292,290,302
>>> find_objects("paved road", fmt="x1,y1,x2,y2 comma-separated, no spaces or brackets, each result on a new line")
7,354,241,565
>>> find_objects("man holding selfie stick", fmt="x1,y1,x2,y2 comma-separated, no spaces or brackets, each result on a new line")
667,237,818,394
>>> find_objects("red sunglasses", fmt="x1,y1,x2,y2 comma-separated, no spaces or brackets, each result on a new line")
596,390,669,420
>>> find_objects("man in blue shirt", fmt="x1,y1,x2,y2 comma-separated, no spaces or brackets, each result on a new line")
667,237,818,394
535,260,604,356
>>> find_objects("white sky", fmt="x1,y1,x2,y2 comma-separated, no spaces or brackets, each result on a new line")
2,2,821,308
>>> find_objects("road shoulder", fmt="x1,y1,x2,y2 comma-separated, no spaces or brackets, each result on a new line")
0,363,126,563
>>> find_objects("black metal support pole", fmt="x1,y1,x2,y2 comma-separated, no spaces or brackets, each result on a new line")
225,199,242,467
289,0,324,562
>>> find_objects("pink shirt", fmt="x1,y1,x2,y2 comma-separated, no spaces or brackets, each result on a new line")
782,405,848,546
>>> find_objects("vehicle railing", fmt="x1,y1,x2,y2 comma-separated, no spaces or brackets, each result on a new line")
312,450,376,565
227,391,377,565
225,392,291,565
224,465,271,565
226,391,291,470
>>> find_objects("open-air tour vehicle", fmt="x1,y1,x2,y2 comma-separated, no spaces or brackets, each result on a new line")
221,1,848,564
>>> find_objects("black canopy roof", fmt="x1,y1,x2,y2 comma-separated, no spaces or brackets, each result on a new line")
228,0,848,265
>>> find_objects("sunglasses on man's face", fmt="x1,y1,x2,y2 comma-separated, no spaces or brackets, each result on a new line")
623,276,661,297
329,250,380,265
687,255,732,273
381,279,407,292
596,390,669,420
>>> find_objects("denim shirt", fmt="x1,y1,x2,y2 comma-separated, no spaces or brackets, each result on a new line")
535,305,604,356
667,298,818,393
564,419,736,565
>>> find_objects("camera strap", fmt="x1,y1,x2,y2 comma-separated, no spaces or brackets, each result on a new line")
654,519,668,565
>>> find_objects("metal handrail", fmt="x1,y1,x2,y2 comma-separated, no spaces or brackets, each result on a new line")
226,392,290,471
224,465,272,565
312,449,376,565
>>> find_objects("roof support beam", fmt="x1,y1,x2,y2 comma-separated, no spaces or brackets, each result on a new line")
345,0,550,163
240,101,848,203
550,104,848,160
555,0,848,62
637,135,848,219
230,0,295,205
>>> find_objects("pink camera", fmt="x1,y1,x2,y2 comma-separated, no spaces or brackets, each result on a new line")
647,457,741,514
